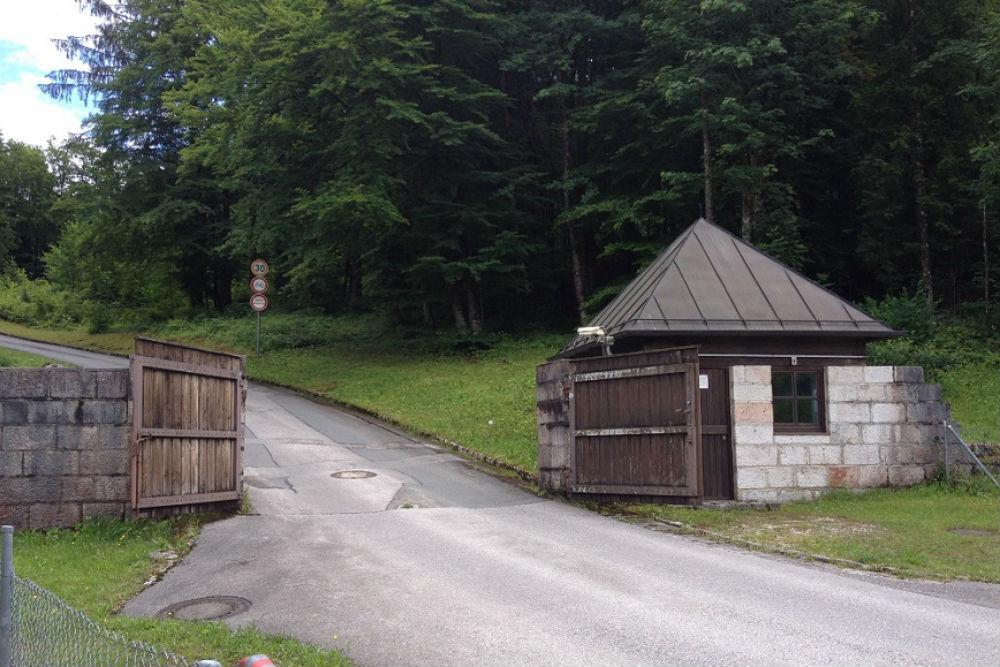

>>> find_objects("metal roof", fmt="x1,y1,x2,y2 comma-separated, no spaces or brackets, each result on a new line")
560,218,898,356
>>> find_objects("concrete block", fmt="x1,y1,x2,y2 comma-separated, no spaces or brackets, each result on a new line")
830,423,860,445
809,445,844,465
95,371,129,399
888,465,926,487
907,445,938,465
738,488,780,503
871,403,906,424
29,503,81,530
795,466,829,488
732,384,771,403
98,425,130,450
906,402,935,424
774,434,830,446
884,383,920,402
733,402,772,424
743,366,771,385
864,366,895,384
736,443,777,466
777,444,808,465
0,370,47,398
919,384,942,402
23,451,79,477
844,445,880,465
828,403,871,424
861,423,895,445
853,465,889,488
82,502,126,521
765,466,794,488
736,466,767,489
47,370,97,398
827,366,863,385
93,475,129,502
61,477,95,501
57,425,99,450
858,384,889,402
28,400,81,425
1,400,29,425
79,450,129,476
81,400,128,426
1,425,57,450
774,488,819,503
0,503,29,528
1,476,60,503
826,384,859,402
827,466,858,488
734,424,774,446
0,451,22,475
894,366,924,383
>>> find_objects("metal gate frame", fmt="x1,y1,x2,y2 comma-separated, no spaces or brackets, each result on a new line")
567,349,703,498
130,339,245,511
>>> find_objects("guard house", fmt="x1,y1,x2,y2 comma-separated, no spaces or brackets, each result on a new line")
537,218,953,503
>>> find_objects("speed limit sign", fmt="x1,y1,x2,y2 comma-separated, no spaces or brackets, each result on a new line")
250,259,270,277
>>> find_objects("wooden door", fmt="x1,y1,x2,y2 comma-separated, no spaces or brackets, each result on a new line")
569,349,701,497
699,366,734,500
131,339,246,514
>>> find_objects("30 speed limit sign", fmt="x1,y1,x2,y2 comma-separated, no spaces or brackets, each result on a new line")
250,259,270,277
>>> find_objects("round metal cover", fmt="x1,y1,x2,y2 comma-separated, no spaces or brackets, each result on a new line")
155,596,252,620
331,470,377,479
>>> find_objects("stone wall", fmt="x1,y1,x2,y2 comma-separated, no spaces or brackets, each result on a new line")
0,368,131,529
732,365,951,503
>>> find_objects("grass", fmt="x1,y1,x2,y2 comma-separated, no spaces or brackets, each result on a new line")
12,517,351,667
937,355,1000,443
621,478,1000,582
0,346,68,367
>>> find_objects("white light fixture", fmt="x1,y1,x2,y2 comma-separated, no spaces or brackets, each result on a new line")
576,326,606,336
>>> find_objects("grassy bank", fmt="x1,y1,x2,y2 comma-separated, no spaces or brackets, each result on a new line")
622,478,1000,582
12,518,351,666
0,346,65,367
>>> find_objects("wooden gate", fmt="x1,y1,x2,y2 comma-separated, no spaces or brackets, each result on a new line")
130,338,246,514
569,348,701,497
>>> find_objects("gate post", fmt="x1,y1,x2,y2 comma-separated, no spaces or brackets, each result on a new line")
1,525,13,667
537,360,573,494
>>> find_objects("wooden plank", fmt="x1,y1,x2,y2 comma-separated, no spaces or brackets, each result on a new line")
131,355,242,381
139,428,239,439
569,484,694,496
137,490,240,509
573,363,689,383
575,426,689,437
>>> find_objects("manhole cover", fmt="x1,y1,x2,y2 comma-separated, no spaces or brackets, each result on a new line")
155,596,252,620
948,528,998,537
331,470,377,479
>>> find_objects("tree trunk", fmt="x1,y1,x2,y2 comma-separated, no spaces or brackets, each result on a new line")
561,99,588,323
740,151,762,242
703,125,715,223
983,205,990,315
464,278,483,334
913,146,934,309
451,290,468,333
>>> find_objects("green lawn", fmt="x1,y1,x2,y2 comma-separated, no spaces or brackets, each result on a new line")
0,346,68,367
625,480,1000,581
11,518,351,667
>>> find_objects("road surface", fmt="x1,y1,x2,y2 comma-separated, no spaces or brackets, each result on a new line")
2,334,998,666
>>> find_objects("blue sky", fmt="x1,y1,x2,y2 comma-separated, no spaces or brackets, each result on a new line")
0,0,99,147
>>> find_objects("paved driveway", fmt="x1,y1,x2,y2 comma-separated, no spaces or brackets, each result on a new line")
2,335,998,666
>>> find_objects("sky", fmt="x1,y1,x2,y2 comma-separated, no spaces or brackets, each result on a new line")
0,0,100,148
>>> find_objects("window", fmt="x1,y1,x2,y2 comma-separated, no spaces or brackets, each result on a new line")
772,369,824,433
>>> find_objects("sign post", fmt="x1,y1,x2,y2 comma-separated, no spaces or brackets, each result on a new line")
249,260,269,359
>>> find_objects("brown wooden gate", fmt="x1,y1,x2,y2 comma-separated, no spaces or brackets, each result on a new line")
130,338,246,514
569,348,701,497
699,366,734,499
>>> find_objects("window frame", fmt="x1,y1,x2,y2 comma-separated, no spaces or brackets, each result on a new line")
771,367,826,434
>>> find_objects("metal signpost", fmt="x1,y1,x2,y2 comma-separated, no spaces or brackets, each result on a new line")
250,260,269,359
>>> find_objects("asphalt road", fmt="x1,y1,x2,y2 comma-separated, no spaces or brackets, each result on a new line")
2,335,999,666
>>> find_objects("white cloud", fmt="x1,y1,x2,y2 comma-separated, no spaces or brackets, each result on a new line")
0,0,99,147
0,74,88,147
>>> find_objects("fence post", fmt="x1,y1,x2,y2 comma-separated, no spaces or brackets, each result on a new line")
943,421,950,481
1,525,13,667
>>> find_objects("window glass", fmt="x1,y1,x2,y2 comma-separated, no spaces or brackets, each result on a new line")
773,398,794,423
796,373,817,398
772,372,793,397
796,398,818,424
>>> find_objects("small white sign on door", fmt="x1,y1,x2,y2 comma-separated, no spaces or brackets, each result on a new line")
699,374,709,389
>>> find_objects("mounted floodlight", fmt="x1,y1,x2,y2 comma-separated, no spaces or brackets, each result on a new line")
576,326,606,336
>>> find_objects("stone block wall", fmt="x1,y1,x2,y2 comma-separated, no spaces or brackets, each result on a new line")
732,365,952,503
0,368,131,529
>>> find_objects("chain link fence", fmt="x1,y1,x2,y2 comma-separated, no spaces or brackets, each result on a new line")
1,526,194,667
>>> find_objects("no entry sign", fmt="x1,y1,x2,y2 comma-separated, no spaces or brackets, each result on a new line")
250,293,268,311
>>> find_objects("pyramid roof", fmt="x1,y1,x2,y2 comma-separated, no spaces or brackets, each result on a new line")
560,218,897,357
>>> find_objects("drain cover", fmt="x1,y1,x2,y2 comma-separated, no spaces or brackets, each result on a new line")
155,596,252,620
331,470,377,479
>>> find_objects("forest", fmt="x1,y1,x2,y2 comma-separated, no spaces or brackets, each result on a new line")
2,0,1000,336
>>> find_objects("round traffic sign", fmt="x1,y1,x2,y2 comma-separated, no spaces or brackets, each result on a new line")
250,259,270,277
250,293,268,311
250,277,268,293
